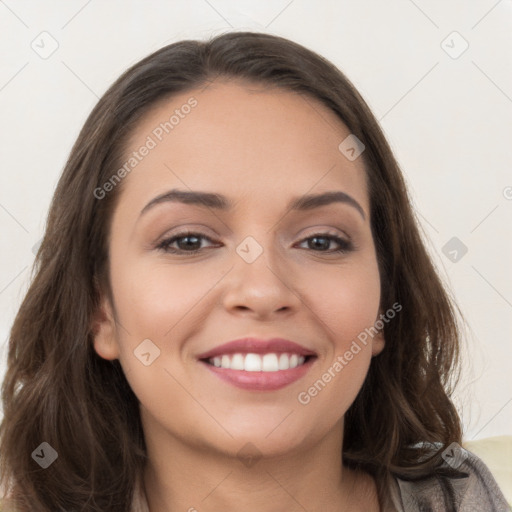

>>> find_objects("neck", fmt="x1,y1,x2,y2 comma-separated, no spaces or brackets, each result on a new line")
141,418,380,512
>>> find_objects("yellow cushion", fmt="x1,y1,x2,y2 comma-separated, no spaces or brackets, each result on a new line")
463,435,512,506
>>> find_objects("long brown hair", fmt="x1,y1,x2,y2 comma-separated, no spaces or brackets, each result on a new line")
0,31,464,511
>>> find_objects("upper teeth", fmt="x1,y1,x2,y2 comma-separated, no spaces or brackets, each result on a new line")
209,353,306,371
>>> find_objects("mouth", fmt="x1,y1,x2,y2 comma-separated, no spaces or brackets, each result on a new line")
198,345,318,391
196,337,318,391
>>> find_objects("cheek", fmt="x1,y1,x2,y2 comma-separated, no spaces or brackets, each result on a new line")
305,257,381,346
297,257,380,406
107,259,213,429
107,257,229,402
110,257,226,340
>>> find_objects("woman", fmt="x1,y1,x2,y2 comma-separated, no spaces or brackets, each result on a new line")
0,31,509,512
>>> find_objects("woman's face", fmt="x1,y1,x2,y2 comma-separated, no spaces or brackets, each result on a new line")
93,81,384,458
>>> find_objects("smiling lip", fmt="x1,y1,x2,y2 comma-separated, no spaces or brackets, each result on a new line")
200,357,316,391
197,337,317,391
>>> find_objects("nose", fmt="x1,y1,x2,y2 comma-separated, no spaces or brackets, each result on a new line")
220,237,302,318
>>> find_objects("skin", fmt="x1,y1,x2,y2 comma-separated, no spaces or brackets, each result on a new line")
93,80,386,512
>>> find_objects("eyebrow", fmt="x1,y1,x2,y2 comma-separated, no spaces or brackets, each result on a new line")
139,189,366,220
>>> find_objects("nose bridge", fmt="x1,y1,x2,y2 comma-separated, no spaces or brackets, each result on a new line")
221,229,299,314
236,230,285,287
229,206,282,266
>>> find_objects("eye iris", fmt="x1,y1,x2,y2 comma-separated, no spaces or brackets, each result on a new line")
178,235,201,250
309,236,330,250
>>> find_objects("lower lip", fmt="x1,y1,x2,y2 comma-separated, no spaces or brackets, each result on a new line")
199,357,316,391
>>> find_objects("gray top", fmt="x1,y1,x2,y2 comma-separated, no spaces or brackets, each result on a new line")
391,447,510,511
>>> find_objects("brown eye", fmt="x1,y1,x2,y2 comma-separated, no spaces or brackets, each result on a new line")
296,233,354,253
156,231,354,255
157,231,215,253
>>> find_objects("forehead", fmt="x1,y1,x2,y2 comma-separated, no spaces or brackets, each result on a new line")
117,80,369,217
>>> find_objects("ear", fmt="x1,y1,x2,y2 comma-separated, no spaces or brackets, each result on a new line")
91,292,120,361
371,311,386,357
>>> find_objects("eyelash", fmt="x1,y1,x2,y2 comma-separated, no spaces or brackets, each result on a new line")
156,230,354,255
